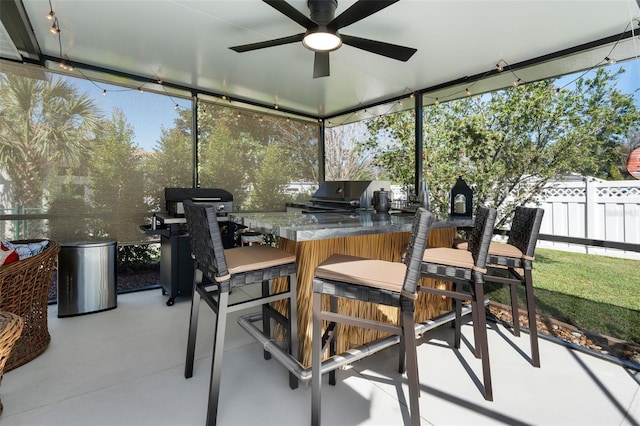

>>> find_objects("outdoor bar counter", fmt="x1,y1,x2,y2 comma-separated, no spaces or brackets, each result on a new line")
230,210,473,367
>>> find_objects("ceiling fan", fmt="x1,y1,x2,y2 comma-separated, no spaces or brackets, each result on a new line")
229,0,417,78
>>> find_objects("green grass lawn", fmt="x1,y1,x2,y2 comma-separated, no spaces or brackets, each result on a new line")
484,247,640,344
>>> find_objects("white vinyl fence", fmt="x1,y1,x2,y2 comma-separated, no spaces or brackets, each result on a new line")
533,177,640,259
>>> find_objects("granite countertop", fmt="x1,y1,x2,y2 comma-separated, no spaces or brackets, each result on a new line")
230,211,473,242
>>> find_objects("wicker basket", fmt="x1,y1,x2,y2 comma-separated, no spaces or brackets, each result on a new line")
0,240,60,371
0,311,24,415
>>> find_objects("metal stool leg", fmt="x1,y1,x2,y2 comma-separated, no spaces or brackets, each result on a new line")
525,268,540,367
311,293,322,426
206,291,230,426
261,280,272,361
401,310,421,426
473,281,493,401
288,273,299,389
185,268,203,379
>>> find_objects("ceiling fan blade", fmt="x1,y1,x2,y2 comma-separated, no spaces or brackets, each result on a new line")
328,0,399,30
230,33,305,53
313,51,330,78
341,34,416,61
263,0,317,29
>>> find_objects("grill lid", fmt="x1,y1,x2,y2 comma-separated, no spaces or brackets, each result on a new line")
165,187,233,202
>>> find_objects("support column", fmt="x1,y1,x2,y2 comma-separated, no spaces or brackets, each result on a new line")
414,94,424,197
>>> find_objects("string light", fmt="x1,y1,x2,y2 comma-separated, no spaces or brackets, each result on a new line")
173,104,179,110
513,78,522,87
102,89,107,96
138,87,144,94
435,98,440,106
496,62,504,72
465,88,471,96
605,56,617,64
49,18,60,34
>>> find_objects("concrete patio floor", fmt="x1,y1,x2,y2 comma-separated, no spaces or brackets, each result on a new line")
2,289,638,425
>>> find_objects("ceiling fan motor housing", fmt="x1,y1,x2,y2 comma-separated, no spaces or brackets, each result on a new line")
307,0,338,25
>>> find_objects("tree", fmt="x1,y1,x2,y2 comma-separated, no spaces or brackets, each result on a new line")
0,73,100,212
325,123,378,180
87,108,149,243
364,67,640,225
143,108,194,211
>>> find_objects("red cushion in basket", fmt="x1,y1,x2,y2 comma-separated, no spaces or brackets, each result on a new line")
0,241,19,266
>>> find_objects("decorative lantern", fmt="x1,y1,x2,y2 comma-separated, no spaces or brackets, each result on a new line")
450,176,473,217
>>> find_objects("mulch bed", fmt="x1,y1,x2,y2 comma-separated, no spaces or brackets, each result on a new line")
488,301,640,366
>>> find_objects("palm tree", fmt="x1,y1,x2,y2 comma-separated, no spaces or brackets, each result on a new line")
0,73,100,210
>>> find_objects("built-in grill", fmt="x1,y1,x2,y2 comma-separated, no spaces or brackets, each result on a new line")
142,187,234,305
307,180,390,211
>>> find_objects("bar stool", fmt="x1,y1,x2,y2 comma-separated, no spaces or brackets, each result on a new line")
182,200,298,426
311,208,433,426
456,206,545,367
0,311,24,416
419,206,497,401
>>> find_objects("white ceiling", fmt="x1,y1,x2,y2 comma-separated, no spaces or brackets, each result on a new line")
2,0,640,125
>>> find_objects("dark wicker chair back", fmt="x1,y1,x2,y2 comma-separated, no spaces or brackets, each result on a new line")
182,200,230,288
0,240,59,371
468,206,499,273
507,206,545,260
401,207,433,297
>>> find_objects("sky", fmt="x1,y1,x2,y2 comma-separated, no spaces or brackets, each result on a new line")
72,78,191,152
71,58,640,153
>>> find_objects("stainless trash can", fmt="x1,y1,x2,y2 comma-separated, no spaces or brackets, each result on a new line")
57,240,117,317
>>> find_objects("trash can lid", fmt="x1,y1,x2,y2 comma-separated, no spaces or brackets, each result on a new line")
59,239,117,248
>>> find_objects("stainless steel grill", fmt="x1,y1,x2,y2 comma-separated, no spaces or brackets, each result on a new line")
308,180,390,211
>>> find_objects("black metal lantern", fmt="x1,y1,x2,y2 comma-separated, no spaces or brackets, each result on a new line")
450,176,473,217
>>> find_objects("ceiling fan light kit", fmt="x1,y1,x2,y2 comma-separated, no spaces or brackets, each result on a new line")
302,28,342,52
230,0,417,78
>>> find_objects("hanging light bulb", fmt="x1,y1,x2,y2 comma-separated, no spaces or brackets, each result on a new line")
46,10,55,20
102,89,107,96
605,56,616,64
496,62,504,72
465,88,471,96
174,104,179,110
513,78,522,87
138,87,144,94
50,20,60,35
435,98,440,106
